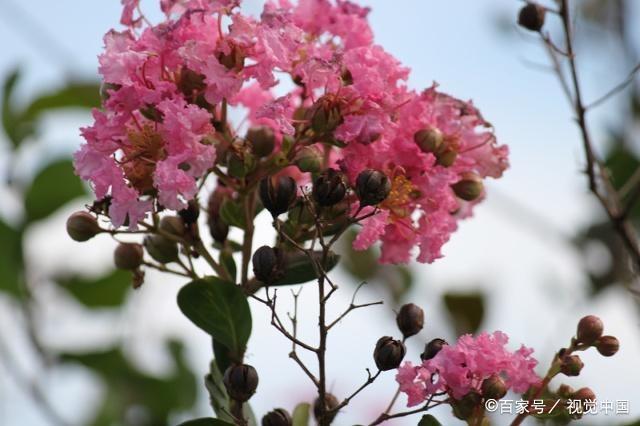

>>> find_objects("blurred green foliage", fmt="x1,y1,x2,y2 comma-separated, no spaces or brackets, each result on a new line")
0,69,199,425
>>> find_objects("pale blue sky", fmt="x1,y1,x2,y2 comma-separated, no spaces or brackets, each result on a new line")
1,1,639,425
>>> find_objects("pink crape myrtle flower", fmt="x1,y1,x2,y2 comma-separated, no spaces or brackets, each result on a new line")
396,332,541,406
76,0,508,257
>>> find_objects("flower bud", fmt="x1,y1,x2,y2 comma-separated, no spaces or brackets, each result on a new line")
227,148,256,178
451,173,483,201
261,408,292,426
114,243,144,270
208,215,229,243
595,335,619,357
572,387,596,402
216,44,245,72
560,355,584,377
207,190,230,243
252,246,284,285
420,338,448,361
308,97,342,135
259,176,297,218
355,169,391,207
576,315,603,345
159,216,185,238
313,169,346,207
178,200,200,224
481,374,507,400
395,303,424,338
436,147,457,167
557,384,575,398
373,336,406,371
223,364,259,402
518,3,546,32
66,212,101,242
313,393,339,424
294,146,323,173
247,127,276,157
414,128,443,154
144,235,178,264
452,390,482,421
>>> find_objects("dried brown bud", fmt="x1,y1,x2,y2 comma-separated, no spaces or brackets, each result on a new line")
313,393,339,424
481,374,507,400
178,200,200,224
66,211,101,242
576,315,604,345
560,354,584,377
373,336,406,371
247,126,276,158
259,176,297,218
313,169,346,207
451,172,484,201
355,169,391,207
395,303,424,338
223,364,259,402
114,243,143,270
518,3,546,32
261,408,292,426
252,246,284,285
595,335,619,357
421,338,448,361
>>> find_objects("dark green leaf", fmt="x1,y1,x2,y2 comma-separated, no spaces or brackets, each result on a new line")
274,251,340,286
220,251,237,283
418,414,442,426
212,339,232,373
25,159,86,222
178,418,233,426
291,403,310,426
0,220,23,296
57,269,131,308
443,292,485,335
220,199,245,229
177,277,251,357
1,69,20,147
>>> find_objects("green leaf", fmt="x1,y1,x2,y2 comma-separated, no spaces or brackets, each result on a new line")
57,269,131,308
24,159,86,222
178,418,233,426
220,251,237,283
274,251,340,286
177,277,251,357
443,292,485,335
0,220,23,296
60,341,197,426
1,70,100,148
1,69,21,147
212,338,232,374
220,199,245,229
205,360,234,423
418,414,442,426
292,403,310,426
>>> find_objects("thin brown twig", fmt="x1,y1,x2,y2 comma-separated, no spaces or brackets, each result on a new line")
551,0,640,270
586,62,640,110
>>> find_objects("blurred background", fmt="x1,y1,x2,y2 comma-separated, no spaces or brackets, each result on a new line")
1,0,639,425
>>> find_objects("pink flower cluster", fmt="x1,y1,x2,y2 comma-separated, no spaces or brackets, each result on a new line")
397,332,540,406
76,0,508,262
